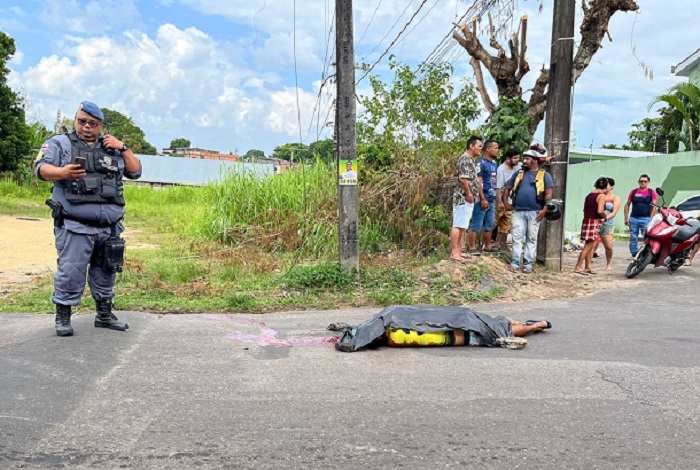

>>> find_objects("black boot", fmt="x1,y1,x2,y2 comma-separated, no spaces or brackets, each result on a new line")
55,304,74,337
94,300,129,331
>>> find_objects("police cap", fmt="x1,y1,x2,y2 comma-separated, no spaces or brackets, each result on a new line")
78,101,104,121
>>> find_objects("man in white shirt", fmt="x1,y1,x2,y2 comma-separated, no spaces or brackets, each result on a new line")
494,148,521,251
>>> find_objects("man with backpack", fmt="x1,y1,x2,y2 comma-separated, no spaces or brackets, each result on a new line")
623,174,658,258
503,146,553,274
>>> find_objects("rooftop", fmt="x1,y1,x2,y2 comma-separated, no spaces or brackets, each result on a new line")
135,154,274,186
671,47,700,76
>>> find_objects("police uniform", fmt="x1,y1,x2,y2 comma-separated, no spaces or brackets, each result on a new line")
34,101,142,336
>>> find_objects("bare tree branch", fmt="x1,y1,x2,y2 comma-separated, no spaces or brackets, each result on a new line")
573,0,640,81
470,57,495,113
452,0,640,135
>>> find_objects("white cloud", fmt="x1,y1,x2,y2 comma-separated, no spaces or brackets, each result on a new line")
15,22,331,152
38,0,141,34
7,0,700,153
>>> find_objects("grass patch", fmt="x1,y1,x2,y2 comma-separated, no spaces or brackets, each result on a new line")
0,170,518,314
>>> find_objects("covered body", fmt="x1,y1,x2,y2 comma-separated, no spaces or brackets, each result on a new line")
334,305,513,352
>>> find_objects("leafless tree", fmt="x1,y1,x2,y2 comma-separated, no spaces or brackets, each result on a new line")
453,0,640,135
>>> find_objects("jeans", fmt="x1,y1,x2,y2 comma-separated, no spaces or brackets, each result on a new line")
511,210,542,270
469,201,496,232
628,216,650,255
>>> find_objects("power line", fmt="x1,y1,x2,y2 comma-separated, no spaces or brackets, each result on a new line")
355,0,385,50
359,0,414,64
356,0,430,85
292,0,303,145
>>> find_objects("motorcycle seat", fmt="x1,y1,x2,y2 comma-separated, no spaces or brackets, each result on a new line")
672,220,700,242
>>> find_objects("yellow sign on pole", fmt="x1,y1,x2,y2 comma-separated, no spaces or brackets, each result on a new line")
338,159,358,186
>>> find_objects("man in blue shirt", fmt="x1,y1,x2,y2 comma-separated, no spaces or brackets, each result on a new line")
34,101,142,336
467,139,499,254
503,149,554,274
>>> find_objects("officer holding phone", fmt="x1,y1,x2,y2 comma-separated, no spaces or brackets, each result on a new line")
33,101,142,336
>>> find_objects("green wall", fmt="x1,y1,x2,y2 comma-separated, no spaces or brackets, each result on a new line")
564,151,700,233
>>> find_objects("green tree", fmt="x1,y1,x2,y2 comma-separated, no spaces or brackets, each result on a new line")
0,31,30,172
649,82,700,151
272,143,312,162
169,137,191,148
308,139,334,164
480,97,532,158
101,108,157,155
627,112,682,153
358,58,480,169
244,149,265,159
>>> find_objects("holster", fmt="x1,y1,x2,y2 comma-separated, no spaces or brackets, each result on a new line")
45,199,65,228
92,224,126,273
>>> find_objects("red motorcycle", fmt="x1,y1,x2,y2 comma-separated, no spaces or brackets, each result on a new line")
625,188,700,278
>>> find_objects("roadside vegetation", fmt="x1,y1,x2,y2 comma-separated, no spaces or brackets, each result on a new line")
0,164,507,314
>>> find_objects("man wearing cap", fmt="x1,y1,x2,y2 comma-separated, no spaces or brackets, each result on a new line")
34,101,142,336
503,146,553,274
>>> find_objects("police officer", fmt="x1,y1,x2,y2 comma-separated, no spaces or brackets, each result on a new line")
34,101,142,336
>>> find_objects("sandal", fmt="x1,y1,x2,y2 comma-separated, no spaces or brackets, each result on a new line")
526,320,552,329
574,270,589,275
467,249,481,256
449,256,468,265
508,266,519,273
484,247,501,253
522,268,533,274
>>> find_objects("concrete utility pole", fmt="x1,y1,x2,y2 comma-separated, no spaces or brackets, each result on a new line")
335,0,359,274
541,0,575,270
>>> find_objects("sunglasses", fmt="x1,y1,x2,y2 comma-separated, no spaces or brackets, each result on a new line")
638,180,649,183
76,117,102,128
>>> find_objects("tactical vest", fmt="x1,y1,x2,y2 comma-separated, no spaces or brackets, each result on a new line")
511,169,547,207
60,132,125,206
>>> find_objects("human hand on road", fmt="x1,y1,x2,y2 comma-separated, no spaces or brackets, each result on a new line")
481,200,488,210
497,202,505,212
466,194,475,204
624,218,630,226
536,209,546,222
505,203,513,212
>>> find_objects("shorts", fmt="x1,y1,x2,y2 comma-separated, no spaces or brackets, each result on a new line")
599,221,614,236
452,202,475,229
581,218,602,242
469,201,496,232
496,208,512,233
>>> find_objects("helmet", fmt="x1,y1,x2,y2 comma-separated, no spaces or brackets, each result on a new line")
528,142,548,164
544,200,562,221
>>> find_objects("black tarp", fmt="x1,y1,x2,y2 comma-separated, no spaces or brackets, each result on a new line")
332,305,513,352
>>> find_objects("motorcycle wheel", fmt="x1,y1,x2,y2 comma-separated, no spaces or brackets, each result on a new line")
669,253,687,272
625,245,654,279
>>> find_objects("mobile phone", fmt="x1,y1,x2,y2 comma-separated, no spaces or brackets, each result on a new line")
75,157,87,169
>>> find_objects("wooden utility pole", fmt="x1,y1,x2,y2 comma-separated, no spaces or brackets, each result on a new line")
541,0,575,270
335,0,359,274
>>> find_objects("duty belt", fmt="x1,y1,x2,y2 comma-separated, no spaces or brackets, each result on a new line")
61,215,116,229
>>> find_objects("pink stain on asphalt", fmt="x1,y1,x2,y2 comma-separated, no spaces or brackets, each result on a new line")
202,315,338,348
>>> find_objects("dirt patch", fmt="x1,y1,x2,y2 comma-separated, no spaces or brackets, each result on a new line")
0,217,152,294
424,251,639,304
0,217,55,289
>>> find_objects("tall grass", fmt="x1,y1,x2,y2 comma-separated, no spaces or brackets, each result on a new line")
200,161,339,257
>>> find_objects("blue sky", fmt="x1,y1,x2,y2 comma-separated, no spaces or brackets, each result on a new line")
1,0,696,155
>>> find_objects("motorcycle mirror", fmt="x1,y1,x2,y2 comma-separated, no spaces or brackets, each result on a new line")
656,188,664,196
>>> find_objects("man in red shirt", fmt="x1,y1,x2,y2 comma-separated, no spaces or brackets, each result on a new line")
623,174,657,258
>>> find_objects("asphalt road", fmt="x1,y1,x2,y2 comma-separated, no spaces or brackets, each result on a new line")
2,252,700,469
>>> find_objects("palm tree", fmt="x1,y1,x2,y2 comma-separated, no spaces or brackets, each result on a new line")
649,82,700,151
